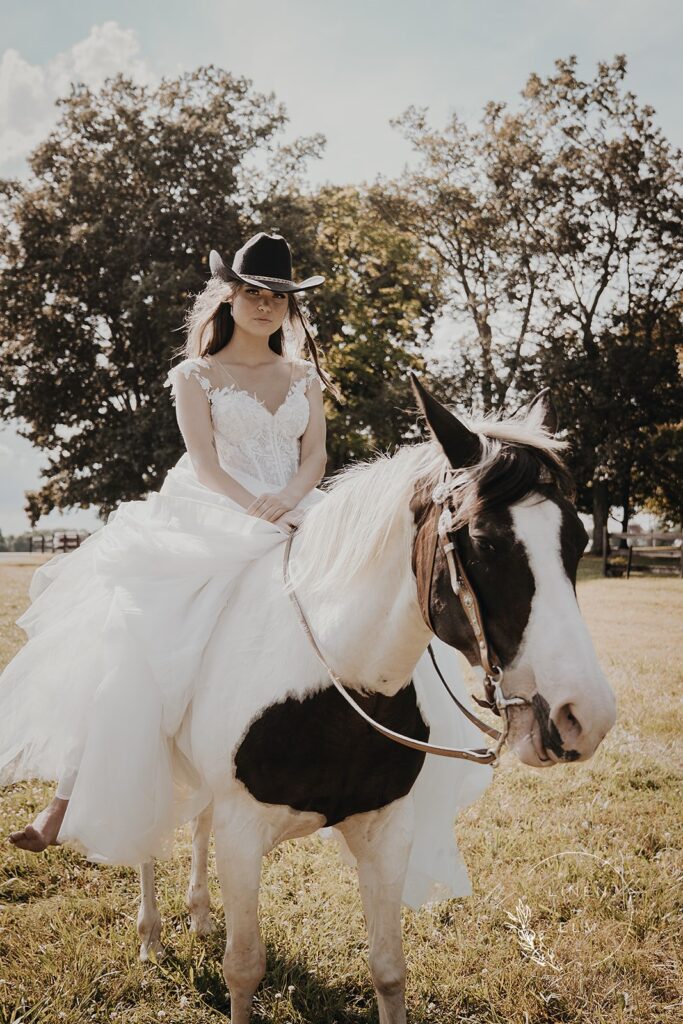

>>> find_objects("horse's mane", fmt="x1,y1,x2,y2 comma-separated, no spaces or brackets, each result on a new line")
292,402,571,596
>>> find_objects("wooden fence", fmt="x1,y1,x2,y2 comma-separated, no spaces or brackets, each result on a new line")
28,531,88,554
602,528,683,578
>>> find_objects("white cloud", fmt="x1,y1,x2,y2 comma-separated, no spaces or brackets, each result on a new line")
0,22,156,172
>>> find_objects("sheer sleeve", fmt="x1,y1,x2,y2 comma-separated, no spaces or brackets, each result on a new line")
164,357,222,486
298,360,324,394
164,358,213,405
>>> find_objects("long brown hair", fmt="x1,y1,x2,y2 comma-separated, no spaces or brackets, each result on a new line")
177,277,341,400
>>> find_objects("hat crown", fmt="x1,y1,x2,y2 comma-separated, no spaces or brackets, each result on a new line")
209,232,324,291
233,232,293,281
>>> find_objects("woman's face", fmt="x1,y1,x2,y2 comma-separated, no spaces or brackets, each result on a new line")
231,284,289,337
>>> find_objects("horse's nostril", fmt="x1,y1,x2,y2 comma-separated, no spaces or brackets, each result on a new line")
554,702,583,739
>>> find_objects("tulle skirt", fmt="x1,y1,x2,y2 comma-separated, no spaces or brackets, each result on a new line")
0,454,491,907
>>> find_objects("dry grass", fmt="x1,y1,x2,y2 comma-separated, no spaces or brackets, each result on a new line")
0,557,681,1023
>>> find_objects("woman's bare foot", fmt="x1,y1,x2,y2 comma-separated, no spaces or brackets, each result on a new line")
8,796,68,852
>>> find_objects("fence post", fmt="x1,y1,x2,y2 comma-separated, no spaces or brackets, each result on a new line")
602,527,608,577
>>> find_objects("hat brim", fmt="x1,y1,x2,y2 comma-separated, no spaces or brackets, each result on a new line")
209,249,324,292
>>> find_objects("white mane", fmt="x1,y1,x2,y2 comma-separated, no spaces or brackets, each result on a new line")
292,403,567,596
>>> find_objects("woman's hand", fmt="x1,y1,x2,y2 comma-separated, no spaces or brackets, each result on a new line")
276,508,306,533
246,492,296,523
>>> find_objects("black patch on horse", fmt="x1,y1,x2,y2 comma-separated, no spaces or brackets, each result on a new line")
557,495,590,589
234,682,429,825
531,693,580,762
411,443,579,671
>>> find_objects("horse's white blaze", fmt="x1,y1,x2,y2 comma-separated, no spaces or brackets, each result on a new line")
507,497,616,763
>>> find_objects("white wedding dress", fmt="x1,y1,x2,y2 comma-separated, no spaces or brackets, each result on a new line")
0,356,491,907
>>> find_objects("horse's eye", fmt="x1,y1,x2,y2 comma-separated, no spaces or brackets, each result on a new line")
471,536,497,554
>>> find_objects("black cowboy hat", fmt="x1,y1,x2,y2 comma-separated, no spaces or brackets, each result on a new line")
209,231,324,293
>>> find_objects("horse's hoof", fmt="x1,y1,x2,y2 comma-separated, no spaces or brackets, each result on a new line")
189,911,216,937
139,938,166,962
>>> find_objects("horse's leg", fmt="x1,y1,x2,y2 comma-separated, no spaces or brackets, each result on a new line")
187,801,214,935
137,860,165,961
337,796,414,1024
213,803,266,1024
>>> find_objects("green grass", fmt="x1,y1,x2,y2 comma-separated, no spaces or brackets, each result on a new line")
1,564,681,1023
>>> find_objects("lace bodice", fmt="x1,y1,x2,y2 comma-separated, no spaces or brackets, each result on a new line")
165,356,321,488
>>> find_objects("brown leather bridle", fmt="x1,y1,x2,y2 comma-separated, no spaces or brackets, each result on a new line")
283,464,532,767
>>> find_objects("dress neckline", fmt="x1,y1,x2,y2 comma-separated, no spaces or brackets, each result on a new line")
210,358,296,417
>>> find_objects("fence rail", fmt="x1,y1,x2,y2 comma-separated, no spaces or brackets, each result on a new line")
601,528,683,578
28,531,89,554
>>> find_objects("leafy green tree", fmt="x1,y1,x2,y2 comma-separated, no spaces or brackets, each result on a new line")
253,183,442,469
377,56,683,548
0,68,433,518
635,420,683,528
302,185,441,470
542,306,682,542
506,57,683,549
374,107,546,415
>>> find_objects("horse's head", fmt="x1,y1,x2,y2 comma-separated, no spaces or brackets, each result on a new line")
410,376,616,767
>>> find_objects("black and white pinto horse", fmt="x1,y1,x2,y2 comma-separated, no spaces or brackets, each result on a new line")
137,378,616,1024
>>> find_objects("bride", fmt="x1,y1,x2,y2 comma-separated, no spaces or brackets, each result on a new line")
1,231,490,900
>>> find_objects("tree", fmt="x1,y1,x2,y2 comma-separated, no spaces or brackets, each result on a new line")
636,420,683,527
505,57,683,549
0,67,322,521
374,107,547,415
251,183,442,468
298,185,441,470
542,305,682,541
376,56,683,547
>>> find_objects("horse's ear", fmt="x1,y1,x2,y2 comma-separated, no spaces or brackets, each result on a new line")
527,388,558,435
410,372,481,468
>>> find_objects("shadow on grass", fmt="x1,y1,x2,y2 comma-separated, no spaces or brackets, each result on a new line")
577,554,605,582
154,931,384,1023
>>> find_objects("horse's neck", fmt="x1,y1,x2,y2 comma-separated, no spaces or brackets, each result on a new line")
293,507,432,696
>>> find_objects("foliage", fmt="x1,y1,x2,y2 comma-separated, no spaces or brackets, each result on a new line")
375,56,683,540
301,185,440,471
636,419,683,526
515,58,683,536
375,103,546,414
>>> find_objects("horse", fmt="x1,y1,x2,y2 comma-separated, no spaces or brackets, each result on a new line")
136,376,616,1024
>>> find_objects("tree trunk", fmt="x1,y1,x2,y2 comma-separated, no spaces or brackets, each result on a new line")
619,470,631,549
590,479,610,555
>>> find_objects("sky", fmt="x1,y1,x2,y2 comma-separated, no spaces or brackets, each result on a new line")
0,0,681,535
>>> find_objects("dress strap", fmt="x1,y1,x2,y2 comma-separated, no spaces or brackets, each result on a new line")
215,360,242,390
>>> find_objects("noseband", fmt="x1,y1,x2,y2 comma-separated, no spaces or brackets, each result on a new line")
283,464,532,767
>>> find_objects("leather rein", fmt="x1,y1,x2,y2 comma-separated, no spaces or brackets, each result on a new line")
282,465,531,767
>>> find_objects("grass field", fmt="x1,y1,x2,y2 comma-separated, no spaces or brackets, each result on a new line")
0,557,681,1024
